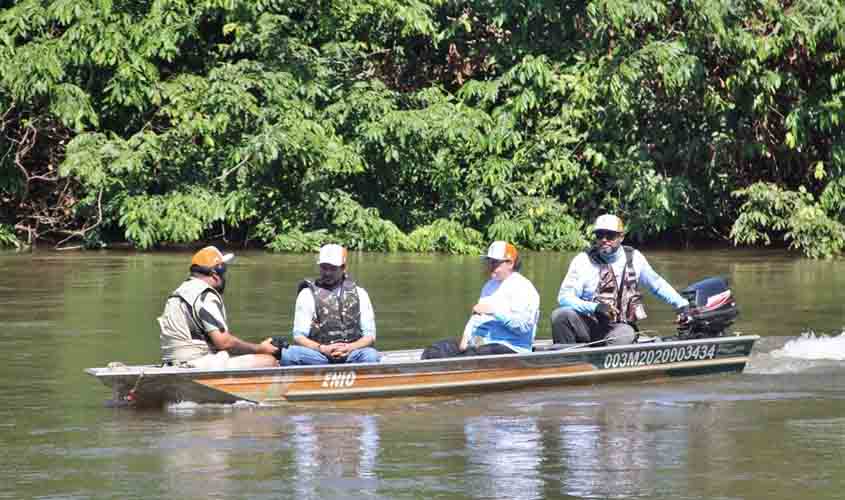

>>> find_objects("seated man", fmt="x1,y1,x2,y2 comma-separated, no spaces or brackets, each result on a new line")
280,244,380,365
422,241,540,359
158,246,279,369
550,214,690,346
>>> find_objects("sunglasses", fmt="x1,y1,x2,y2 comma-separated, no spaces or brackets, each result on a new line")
485,259,509,268
594,230,621,240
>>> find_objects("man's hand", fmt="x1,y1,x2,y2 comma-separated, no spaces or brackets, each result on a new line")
472,303,496,315
268,336,288,359
319,342,352,359
327,342,353,359
317,343,334,357
318,342,350,359
259,338,279,356
595,303,617,322
676,306,692,325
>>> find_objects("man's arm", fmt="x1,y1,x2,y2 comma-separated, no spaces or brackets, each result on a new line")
208,330,278,356
356,287,376,338
337,335,375,352
489,280,540,337
635,251,689,309
198,294,278,356
293,334,339,357
557,254,600,315
291,288,316,337
459,321,471,352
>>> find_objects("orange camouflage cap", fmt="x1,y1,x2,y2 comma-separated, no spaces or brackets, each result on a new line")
191,246,235,270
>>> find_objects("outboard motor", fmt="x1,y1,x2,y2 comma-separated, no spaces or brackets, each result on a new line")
676,277,739,339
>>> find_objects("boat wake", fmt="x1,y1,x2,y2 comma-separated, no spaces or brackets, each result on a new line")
165,400,258,414
773,331,845,361
746,330,845,374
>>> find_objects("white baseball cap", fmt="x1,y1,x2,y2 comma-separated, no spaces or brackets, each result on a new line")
483,241,518,261
594,214,624,233
318,244,347,266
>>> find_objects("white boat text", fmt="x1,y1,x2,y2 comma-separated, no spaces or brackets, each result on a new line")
603,344,718,369
321,371,357,388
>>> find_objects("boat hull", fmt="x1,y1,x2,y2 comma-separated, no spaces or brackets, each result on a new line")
86,335,759,407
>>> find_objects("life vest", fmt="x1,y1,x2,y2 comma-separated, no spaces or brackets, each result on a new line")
171,278,226,337
158,278,226,362
591,246,647,324
298,278,362,345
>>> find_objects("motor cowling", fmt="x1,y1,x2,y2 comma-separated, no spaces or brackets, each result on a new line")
676,277,739,339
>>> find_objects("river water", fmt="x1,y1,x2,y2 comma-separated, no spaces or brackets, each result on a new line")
2,248,845,499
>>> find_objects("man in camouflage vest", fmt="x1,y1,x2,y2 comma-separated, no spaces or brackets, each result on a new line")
550,214,690,346
280,244,380,365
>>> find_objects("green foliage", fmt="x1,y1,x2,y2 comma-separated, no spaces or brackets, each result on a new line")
731,183,845,258
407,219,484,254
118,188,226,249
731,183,810,246
264,227,330,253
819,176,845,220
317,190,410,252
2,0,845,257
786,205,845,260
0,224,20,249
487,198,587,251
614,168,689,242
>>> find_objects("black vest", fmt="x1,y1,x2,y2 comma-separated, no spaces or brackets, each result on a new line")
298,278,363,344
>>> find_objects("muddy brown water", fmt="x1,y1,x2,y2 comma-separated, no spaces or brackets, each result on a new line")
2,248,844,499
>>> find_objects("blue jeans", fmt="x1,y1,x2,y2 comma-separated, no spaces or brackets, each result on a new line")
280,345,381,366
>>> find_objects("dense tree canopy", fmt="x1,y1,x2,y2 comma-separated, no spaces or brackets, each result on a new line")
1,0,843,257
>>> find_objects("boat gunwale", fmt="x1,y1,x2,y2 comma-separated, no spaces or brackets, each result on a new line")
85,334,760,379
279,355,753,400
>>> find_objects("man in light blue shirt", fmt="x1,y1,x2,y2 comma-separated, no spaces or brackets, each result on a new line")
551,215,689,345
422,241,540,359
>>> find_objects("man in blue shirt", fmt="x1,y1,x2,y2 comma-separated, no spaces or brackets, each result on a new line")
551,215,689,345
422,241,540,359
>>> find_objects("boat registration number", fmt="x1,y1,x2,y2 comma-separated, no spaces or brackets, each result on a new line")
321,371,357,388
603,344,718,369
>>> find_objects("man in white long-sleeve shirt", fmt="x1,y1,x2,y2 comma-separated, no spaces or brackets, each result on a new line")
422,241,540,359
551,214,690,346
280,244,380,365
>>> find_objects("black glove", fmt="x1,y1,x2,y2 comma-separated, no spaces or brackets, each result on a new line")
595,303,613,322
270,336,288,360
676,305,691,325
